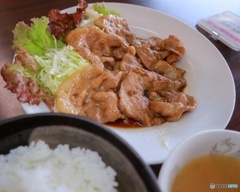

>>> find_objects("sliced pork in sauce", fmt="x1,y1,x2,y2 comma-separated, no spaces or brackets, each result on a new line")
56,65,125,123
119,53,143,71
66,26,136,70
149,91,196,122
118,68,166,126
57,14,196,127
94,15,132,44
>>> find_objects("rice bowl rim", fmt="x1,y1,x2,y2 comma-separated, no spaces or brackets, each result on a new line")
0,112,160,192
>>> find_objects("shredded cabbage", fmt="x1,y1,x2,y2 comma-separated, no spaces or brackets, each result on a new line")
34,45,91,94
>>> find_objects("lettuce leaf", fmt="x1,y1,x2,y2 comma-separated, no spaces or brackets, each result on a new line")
12,17,65,56
1,56,55,107
2,17,91,108
92,3,121,16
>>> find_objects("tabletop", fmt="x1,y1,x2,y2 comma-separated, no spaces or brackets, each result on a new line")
1,0,240,177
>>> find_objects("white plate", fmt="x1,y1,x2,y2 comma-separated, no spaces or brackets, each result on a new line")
21,3,235,164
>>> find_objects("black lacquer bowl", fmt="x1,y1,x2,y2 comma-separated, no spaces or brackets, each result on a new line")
0,113,160,192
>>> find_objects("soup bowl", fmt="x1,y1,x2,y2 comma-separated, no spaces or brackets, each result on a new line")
158,129,240,192
0,113,160,192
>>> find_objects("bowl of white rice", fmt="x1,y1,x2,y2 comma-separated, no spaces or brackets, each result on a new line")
0,113,160,192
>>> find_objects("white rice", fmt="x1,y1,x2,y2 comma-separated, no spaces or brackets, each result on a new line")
0,140,118,192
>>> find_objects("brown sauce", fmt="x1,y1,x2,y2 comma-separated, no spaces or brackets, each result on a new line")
106,118,143,129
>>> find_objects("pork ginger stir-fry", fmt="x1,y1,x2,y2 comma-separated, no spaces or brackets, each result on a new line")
1,1,196,127
56,14,196,126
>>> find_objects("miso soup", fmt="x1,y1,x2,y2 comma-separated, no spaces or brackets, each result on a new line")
171,154,240,192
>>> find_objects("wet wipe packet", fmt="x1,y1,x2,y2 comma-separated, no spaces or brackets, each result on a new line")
197,11,240,51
